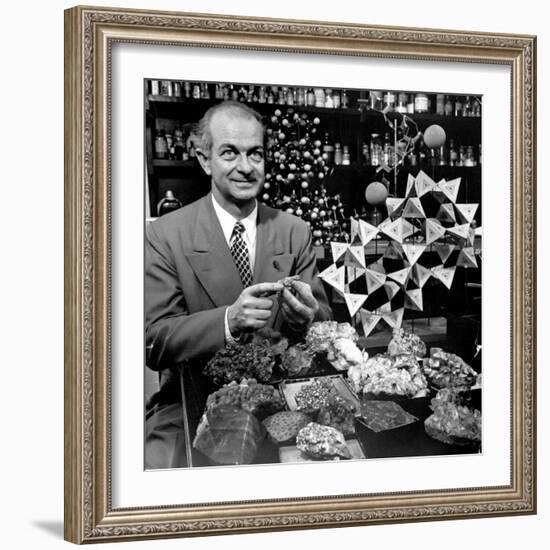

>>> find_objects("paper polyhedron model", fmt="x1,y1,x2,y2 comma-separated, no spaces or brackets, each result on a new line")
321,170,480,336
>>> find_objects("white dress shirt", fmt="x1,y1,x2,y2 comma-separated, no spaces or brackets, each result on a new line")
211,194,258,342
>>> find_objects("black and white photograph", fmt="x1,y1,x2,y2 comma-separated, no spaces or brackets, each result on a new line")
143,80,483,470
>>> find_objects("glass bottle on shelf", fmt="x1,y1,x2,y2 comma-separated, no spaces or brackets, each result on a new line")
444,95,453,116
296,87,306,106
267,87,275,104
361,141,370,165
157,190,183,217
472,96,481,117
334,143,343,165
463,96,472,117
165,133,174,159
258,85,267,103
406,94,415,113
230,84,239,101
341,89,349,109
306,88,315,107
214,83,223,99
325,89,334,109
322,133,335,164
439,145,447,165
174,127,186,161
448,139,458,166
192,83,201,99
173,81,182,97
369,90,382,110
332,89,341,109
154,130,168,159
314,88,325,108
383,90,396,111
396,92,408,113
222,84,230,101
184,81,192,98
342,145,351,166
370,133,382,166
407,148,418,167
436,94,445,115
237,84,246,102
454,96,463,117
201,83,210,100
419,143,429,166
458,145,466,166
286,87,295,105
277,86,285,104
150,79,160,96
414,92,429,113
465,145,476,166
161,80,173,97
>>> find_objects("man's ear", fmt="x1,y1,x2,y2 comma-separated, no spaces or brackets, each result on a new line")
195,148,212,176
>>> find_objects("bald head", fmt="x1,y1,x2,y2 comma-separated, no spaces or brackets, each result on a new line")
196,100,265,153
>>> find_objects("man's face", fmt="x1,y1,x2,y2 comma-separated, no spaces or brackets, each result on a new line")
200,111,265,208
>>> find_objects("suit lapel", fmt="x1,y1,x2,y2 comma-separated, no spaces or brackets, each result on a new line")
254,204,297,329
253,203,296,284
185,195,244,307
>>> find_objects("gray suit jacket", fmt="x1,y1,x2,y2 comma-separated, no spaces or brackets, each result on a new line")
145,193,331,378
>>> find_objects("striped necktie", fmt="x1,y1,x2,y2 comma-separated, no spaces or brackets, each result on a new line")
230,221,253,287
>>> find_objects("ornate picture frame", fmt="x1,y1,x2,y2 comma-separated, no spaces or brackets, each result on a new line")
64,5,536,543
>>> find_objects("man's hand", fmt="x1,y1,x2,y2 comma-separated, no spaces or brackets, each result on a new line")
279,280,319,329
227,282,283,337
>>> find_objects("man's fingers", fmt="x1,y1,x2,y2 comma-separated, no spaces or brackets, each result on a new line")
247,282,283,297
246,297,274,310
245,308,272,321
244,317,269,330
291,281,318,309
281,288,310,317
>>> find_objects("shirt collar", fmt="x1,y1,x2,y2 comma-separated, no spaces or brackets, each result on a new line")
211,194,258,245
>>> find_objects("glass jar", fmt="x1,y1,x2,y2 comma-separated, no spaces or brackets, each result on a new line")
332,89,341,109
436,94,445,115
448,139,458,166
341,90,349,109
324,89,334,108
154,131,168,159
414,93,429,113
149,79,160,95
406,94,415,113
334,143,343,165
454,96,463,117
157,190,182,217
314,88,326,108
383,90,396,111
342,145,351,166
465,145,476,166
444,95,453,116
322,133,335,164
395,92,408,113
370,133,383,166
184,81,192,98
160,80,173,97
369,90,383,110
192,83,201,99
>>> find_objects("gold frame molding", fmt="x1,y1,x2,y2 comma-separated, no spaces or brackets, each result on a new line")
64,5,537,544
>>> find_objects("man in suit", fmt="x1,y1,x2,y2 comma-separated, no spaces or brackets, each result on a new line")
145,100,331,468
